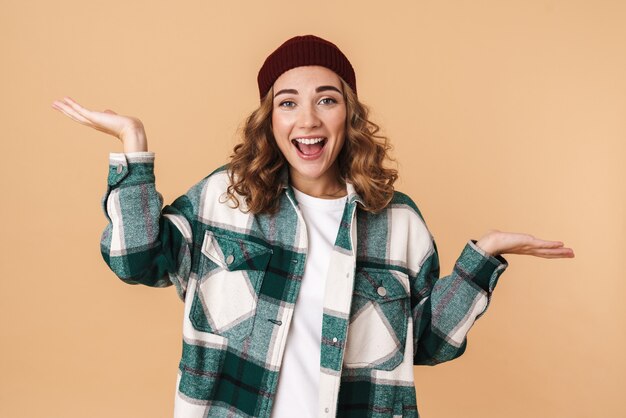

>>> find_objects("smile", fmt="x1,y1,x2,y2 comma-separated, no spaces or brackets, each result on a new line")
291,137,327,160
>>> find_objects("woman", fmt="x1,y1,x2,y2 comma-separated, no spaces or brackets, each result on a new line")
52,35,574,418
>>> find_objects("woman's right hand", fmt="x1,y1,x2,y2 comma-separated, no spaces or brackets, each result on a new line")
51,96,148,153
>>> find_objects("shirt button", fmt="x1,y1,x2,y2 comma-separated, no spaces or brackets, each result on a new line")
225,255,234,264
116,163,123,174
377,286,387,297
332,337,338,343
324,407,329,413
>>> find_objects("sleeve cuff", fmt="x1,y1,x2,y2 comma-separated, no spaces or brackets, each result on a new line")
454,239,509,293
107,152,155,187
110,151,155,161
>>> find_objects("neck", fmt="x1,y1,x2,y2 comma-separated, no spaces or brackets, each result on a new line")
289,166,347,199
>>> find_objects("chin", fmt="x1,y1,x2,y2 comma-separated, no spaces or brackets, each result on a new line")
293,165,328,181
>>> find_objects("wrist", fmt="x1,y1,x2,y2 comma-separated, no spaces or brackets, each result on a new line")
122,134,148,153
475,236,498,256
123,141,148,153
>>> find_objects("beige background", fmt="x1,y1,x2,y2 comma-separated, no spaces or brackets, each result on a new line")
1,0,624,417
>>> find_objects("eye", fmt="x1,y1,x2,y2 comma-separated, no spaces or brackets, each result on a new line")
278,100,296,108
319,97,337,105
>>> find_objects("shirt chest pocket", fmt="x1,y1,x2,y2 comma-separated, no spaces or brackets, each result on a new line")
343,267,410,371
190,230,272,341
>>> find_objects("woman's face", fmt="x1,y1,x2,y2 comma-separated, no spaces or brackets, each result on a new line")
271,65,346,192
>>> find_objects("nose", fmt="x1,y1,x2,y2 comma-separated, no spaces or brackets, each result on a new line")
298,104,321,129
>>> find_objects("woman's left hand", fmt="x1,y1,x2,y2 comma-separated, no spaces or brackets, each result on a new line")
475,229,575,258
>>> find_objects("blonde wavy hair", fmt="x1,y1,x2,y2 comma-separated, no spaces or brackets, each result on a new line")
226,79,398,215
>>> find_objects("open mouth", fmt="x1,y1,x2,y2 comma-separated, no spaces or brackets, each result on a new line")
291,137,327,158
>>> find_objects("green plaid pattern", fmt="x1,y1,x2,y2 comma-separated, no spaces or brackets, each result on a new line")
100,152,508,418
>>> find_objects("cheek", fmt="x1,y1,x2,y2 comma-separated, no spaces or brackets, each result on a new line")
331,109,347,134
271,114,292,139
333,118,347,142
333,118,347,154
271,117,291,156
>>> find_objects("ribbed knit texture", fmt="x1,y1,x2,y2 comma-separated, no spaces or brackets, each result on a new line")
257,35,357,100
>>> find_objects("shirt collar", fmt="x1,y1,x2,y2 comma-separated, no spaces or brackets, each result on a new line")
278,164,364,206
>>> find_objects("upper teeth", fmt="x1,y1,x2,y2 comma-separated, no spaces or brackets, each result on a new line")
294,137,325,145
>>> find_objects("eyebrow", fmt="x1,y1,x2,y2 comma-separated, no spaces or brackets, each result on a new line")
274,85,342,98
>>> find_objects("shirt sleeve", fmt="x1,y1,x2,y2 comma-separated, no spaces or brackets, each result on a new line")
412,237,508,365
99,151,197,300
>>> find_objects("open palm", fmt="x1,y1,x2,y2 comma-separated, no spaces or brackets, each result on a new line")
51,96,146,148
477,229,575,258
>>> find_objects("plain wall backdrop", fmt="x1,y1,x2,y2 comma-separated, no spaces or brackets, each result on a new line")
1,0,624,417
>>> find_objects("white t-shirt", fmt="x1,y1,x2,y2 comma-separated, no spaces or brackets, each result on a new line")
270,187,347,418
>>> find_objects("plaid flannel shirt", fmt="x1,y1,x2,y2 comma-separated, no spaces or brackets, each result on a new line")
100,151,508,418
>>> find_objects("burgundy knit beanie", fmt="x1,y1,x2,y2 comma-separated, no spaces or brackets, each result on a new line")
257,35,357,101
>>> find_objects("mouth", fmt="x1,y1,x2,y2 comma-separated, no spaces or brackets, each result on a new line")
291,137,327,159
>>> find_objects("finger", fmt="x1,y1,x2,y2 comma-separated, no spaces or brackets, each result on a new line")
54,101,91,124
61,96,109,124
53,100,92,125
530,248,575,258
54,103,115,136
62,97,124,129
513,241,563,254
63,96,86,110
531,239,565,249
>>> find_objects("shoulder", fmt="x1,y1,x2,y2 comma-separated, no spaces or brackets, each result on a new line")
184,163,232,198
194,163,231,187
359,189,432,239
181,163,254,224
358,189,435,274
387,190,428,225
168,164,234,213
206,163,230,178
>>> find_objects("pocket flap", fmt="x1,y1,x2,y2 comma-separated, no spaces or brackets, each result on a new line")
353,267,409,301
201,230,272,271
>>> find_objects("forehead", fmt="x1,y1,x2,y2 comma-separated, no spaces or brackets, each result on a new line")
273,65,342,90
